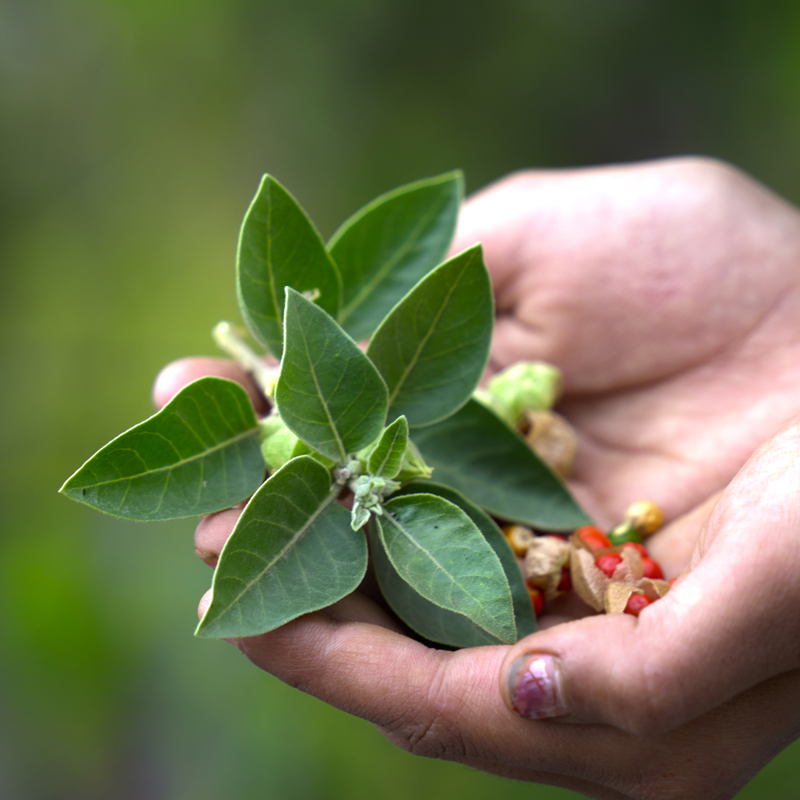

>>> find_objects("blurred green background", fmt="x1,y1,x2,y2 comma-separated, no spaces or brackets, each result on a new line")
2,1,800,798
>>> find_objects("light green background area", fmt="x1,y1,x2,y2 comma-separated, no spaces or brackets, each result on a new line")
2,1,800,798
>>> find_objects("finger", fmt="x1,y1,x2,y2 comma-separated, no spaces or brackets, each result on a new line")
194,505,246,566
501,416,800,736
152,357,268,414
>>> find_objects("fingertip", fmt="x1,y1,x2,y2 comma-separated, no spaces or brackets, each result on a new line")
151,357,268,413
198,588,213,620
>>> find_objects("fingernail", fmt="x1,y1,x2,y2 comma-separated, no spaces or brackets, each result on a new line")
507,654,569,719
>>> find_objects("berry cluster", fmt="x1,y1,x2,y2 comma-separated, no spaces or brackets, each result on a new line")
503,500,672,619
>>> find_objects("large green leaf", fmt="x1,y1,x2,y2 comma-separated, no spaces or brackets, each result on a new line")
398,481,537,642
376,494,515,642
237,175,341,358
60,377,265,521
413,399,591,531
275,288,388,463
366,245,493,427
329,171,463,341
369,519,502,648
196,456,367,639
367,415,408,479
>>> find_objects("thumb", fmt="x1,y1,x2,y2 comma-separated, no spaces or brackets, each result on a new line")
500,415,800,735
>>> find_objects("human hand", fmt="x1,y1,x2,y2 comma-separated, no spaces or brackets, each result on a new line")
155,158,800,799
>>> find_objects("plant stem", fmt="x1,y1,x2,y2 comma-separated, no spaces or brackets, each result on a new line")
212,321,279,402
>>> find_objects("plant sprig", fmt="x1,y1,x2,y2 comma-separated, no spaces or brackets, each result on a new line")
61,170,590,648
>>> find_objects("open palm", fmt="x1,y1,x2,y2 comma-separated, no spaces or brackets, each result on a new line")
155,158,800,799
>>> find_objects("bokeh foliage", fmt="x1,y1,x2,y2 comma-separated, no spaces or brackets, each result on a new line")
2,1,800,797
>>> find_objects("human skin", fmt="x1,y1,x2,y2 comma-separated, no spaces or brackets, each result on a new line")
154,158,800,799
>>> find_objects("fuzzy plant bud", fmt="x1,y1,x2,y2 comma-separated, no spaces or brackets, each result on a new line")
395,439,434,483
349,475,401,531
259,414,300,471
479,361,562,427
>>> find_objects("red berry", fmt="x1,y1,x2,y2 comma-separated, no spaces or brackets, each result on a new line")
624,594,653,617
528,586,546,616
595,552,623,578
621,542,649,558
557,565,572,592
641,557,664,580
575,526,612,552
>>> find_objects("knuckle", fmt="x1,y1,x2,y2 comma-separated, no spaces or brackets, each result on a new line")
380,663,469,760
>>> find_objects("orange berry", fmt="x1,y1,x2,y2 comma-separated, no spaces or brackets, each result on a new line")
641,557,664,580
595,552,622,578
624,594,653,617
621,542,649,558
528,585,546,616
557,565,572,592
575,526,612,552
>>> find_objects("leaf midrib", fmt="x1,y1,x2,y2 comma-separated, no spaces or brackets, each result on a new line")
381,508,508,635
211,482,340,623
69,427,259,491
338,197,445,324
292,296,348,463
384,255,470,408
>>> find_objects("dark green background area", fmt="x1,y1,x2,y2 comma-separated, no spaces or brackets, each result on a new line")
2,1,799,797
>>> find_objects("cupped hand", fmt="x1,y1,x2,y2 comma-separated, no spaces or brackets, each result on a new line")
155,158,800,799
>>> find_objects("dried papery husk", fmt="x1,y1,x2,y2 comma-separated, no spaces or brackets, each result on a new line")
638,577,671,600
604,578,671,614
624,499,664,537
523,410,577,478
605,582,637,614
523,535,570,599
610,547,644,583
570,547,608,611
502,524,535,557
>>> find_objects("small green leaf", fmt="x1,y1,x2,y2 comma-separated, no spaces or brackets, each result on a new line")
399,482,537,641
367,245,493,427
367,416,408,478
196,456,367,639
276,288,389,463
237,175,342,358
413,399,591,531
376,494,515,642
60,377,265,521
330,171,463,340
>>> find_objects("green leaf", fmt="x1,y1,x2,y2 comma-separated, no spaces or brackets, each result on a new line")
413,399,591,531
329,171,463,341
276,288,389,463
376,494,515,642
196,456,367,638
367,245,493,427
399,482,537,641
369,520,501,648
60,377,265,521
367,416,408,478
237,175,342,358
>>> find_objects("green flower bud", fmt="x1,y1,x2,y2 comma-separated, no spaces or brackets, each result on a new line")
483,361,562,426
259,414,300,471
396,439,434,483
